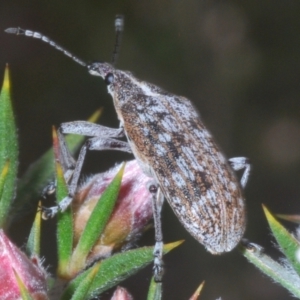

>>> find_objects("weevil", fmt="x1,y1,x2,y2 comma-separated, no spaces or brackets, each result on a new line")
5,15,250,281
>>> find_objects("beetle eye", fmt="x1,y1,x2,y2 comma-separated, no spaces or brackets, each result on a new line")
104,73,114,85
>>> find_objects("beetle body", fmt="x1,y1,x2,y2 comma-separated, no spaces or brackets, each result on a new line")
89,62,246,254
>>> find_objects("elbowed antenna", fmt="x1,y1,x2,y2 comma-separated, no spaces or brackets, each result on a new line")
4,27,87,67
111,15,124,66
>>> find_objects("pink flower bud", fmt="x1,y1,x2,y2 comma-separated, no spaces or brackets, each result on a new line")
73,160,153,260
111,286,133,300
0,230,48,300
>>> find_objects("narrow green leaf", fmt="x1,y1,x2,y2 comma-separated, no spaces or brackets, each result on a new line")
56,160,73,276
147,277,162,300
240,240,300,298
26,202,42,257
189,281,205,300
70,263,100,300
53,128,73,277
263,205,300,276
0,66,18,228
62,241,183,300
13,268,34,300
11,109,102,226
70,163,126,273
0,161,10,202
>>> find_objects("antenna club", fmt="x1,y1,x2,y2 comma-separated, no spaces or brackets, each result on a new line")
115,15,124,32
111,15,124,65
4,28,19,34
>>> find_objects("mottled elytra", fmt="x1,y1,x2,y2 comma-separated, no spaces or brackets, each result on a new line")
87,60,250,254
5,16,250,281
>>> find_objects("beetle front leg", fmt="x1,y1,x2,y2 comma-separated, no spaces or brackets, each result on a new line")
42,122,132,219
57,121,125,181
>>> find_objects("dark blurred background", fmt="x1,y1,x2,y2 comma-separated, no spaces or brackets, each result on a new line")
1,1,300,299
